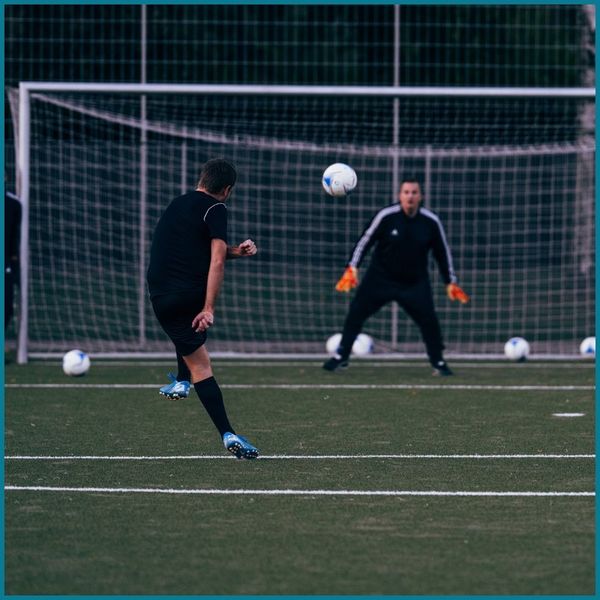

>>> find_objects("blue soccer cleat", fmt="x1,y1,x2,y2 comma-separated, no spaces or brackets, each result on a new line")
223,432,260,460
159,372,191,400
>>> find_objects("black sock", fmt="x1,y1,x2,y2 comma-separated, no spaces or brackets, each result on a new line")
194,376,235,437
176,352,191,382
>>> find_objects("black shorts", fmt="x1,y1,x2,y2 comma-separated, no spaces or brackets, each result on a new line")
151,289,207,356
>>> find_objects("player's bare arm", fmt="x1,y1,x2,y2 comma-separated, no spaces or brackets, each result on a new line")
192,238,227,332
226,238,257,259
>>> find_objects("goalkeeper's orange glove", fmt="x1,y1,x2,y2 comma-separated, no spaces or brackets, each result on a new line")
447,283,470,304
335,266,359,293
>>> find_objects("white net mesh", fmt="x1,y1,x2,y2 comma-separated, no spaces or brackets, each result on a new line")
11,88,595,356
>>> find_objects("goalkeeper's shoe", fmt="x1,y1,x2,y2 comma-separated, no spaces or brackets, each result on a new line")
223,432,260,460
322,354,349,372
159,373,191,399
431,361,454,377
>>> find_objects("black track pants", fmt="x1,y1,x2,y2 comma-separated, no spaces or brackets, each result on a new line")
338,271,445,365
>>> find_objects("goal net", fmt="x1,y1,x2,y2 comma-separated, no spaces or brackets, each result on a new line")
9,84,595,359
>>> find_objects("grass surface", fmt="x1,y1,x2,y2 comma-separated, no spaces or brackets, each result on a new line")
4,359,595,595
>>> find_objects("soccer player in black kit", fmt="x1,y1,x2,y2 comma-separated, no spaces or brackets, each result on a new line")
147,158,260,459
5,189,22,334
323,178,469,376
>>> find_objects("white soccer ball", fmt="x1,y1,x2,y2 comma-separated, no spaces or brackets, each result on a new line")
504,337,530,362
322,163,357,197
62,349,91,376
352,333,374,357
326,333,343,356
579,336,595,358
326,333,374,357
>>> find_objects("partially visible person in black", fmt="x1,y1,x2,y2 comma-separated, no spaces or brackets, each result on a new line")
147,158,260,459
323,178,469,376
5,189,22,334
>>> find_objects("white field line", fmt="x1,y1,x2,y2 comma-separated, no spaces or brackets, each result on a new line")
5,453,595,461
4,485,594,497
4,383,594,391
553,413,586,418
84,360,596,369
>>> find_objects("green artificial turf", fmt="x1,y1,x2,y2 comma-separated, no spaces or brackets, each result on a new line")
4,359,595,595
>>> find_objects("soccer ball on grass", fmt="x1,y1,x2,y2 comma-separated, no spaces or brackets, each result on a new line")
352,333,374,356
579,336,595,358
322,163,357,197
503,337,530,362
326,333,373,357
62,349,91,376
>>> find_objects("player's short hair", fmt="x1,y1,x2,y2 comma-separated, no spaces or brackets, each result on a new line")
400,177,421,187
198,158,237,194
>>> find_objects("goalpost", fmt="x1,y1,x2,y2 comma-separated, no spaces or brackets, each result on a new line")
12,82,595,362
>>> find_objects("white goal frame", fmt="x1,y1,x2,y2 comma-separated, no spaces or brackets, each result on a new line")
15,82,595,363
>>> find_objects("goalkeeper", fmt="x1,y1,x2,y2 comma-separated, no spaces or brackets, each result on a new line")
323,178,469,376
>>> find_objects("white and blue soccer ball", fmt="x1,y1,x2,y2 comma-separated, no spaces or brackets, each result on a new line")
326,333,374,357
322,163,357,197
504,337,530,361
352,333,374,356
326,333,343,356
579,336,595,358
62,349,91,376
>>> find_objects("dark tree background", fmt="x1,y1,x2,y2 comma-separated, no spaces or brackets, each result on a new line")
4,5,586,87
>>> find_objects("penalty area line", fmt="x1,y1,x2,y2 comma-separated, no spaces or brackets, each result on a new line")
4,485,594,497
4,383,594,391
4,453,595,461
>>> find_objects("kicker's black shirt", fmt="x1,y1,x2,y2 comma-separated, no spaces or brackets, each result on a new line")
348,204,457,285
147,191,228,298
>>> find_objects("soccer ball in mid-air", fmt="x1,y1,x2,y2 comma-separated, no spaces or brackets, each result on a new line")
62,349,91,376
579,336,595,358
322,163,357,197
504,337,530,362
326,333,374,357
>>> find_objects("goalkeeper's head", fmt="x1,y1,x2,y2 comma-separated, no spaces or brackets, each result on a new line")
398,177,422,218
197,158,237,200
